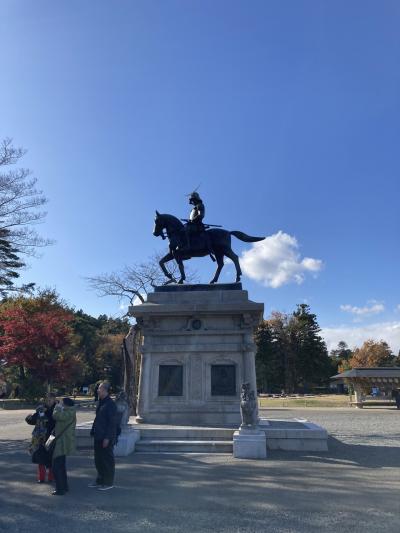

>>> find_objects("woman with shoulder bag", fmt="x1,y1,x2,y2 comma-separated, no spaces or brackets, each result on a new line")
25,393,56,483
51,397,77,496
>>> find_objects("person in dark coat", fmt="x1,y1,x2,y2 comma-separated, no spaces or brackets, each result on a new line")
25,393,57,483
94,382,100,402
394,390,400,410
89,382,117,491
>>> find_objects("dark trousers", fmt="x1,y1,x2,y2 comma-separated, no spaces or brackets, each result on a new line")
94,440,115,486
52,455,68,492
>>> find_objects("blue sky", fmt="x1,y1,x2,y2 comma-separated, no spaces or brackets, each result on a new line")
1,1,399,352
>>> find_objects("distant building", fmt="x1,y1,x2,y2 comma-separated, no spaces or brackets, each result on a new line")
331,367,400,408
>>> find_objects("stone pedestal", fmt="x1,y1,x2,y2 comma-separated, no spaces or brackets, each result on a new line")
114,426,140,457
233,428,267,459
129,283,263,426
75,421,140,456
259,418,328,451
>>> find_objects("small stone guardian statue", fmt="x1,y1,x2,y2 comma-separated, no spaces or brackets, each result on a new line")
115,391,130,427
240,382,257,429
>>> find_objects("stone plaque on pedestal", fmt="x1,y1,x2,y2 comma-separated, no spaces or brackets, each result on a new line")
129,283,263,426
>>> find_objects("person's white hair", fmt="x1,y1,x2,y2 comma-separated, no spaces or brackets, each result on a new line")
99,382,111,393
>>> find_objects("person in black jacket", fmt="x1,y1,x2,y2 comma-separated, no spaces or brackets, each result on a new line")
89,382,117,491
25,393,57,483
394,389,400,409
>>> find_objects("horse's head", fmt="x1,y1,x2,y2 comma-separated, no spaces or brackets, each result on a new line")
153,210,164,237
153,212,183,238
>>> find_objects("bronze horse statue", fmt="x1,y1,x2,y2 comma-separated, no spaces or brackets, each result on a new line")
153,211,264,284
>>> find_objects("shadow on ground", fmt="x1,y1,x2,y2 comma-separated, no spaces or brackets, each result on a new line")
271,435,400,469
0,436,399,533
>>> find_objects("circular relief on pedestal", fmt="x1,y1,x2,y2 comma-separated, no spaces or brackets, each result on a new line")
191,319,202,330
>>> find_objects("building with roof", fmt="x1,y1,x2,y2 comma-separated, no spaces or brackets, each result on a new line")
331,367,400,408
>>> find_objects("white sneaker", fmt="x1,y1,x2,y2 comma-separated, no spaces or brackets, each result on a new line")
98,485,114,491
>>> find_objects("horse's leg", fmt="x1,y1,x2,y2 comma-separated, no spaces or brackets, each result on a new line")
177,258,186,284
210,254,224,284
159,253,176,283
224,249,242,283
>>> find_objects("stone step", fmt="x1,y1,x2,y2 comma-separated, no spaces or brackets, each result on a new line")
138,427,235,441
135,439,233,453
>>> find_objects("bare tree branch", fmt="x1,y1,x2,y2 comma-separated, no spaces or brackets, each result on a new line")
0,138,26,166
86,253,198,308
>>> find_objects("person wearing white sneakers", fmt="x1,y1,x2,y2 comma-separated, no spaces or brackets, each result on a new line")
88,382,117,491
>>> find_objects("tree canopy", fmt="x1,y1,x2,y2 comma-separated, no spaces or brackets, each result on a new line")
0,291,130,399
0,291,77,393
255,304,332,393
349,339,394,368
0,138,50,295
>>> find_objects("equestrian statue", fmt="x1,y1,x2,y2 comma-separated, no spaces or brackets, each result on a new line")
153,191,265,284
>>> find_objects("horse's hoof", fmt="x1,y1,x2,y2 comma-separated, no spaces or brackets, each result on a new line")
178,280,184,285
209,280,216,284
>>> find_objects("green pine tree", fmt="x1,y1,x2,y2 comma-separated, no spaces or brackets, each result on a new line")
292,304,331,392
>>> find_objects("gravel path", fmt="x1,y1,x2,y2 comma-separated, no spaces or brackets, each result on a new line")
0,407,95,443
0,407,399,533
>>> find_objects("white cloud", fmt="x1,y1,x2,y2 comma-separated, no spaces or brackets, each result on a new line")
240,231,323,288
340,301,385,318
395,304,400,314
118,294,146,309
132,294,146,306
322,321,400,354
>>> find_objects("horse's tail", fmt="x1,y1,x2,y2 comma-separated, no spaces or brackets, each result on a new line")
230,231,265,243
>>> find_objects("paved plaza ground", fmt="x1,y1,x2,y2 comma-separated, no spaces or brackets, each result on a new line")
0,406,399,533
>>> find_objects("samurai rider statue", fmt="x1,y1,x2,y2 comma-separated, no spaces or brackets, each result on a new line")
153,192,265,284
180,191,213,257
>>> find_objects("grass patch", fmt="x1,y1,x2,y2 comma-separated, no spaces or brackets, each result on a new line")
0,399,36,409
259,394,397,408
259,395,351,408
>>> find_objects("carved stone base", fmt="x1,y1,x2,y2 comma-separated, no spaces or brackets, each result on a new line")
129,285,263,426
233,429,267,459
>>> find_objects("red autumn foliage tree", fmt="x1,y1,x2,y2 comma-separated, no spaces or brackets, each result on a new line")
0,292,80,388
